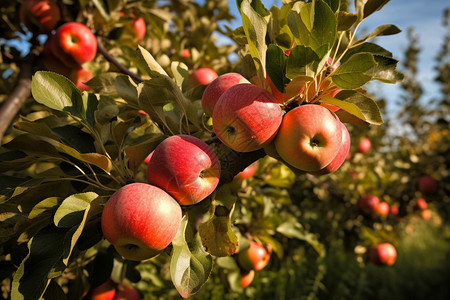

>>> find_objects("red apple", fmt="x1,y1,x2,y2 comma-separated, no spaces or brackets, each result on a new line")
146,135,221,206
84,279,116,300
69,67,92,92
237,241,271,271
358,137,371,153
358,195,380,214
115,281,140,300
189,68,218,87
51,22,97,68
234,162,257,180
415,198,427,210
369,243,397,266
390,205,399,216
120,12,146,42
420,209,431,221
311,121,350,175
418,175,437,195
374,202,390,218
213,83,283,152
20,0,60,34
266,75,285,104
240,270,255,288
180,49,191,58
274,104,342,172
101,183,182,261
201,72,249,116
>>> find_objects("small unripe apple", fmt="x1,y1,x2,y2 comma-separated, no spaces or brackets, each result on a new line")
213,83,283,152
84,279,116,300
51,22,97,68
237,241,271,271
418,175,437,195
415,198,427,210
358,137,371,153
374,202,390,218
358,194,380,214
189,68,218,87
146,135,221,206
201,72,249,116
20,0,61,34
274,104,342,172
369,243,397,266
240,270,255,288
101,183,182,261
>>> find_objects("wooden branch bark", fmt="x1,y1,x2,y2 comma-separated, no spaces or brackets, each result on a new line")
218,148,266,186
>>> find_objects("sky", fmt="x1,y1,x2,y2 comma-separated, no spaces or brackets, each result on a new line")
225,0,450,113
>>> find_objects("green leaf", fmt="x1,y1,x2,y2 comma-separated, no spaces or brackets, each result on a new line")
331,52,376,89
341,42,393,62
54,192,98,228
352,24,401,47
266,44,289,93
135,46,168,78
170,216,213,298
356,0,390,20
28,197,60,219
367,55,405,84
276,220,325,257
323,0,340,12
337,11,357,31
286,45,320,79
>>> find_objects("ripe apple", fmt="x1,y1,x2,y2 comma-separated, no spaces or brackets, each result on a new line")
274,104,342,172
213,83,283,152
390,205,399,216
311,121,350,175
418,175,437,195
201,72,250,116
234,162,257,181
146,135,221,206
420,209,431,221
115,281,140,300
358,137,371,153
415,198,427,210
374,202,390,218
240,270,255,288
358,194,380,214
50,22,97,68
101,183,182,261
20,0,61,34
180,49,191,58
369,243,397,266
120,12,146,42
237,241,271,271
84,279,116,300
188,68,218,87
69,67,92,92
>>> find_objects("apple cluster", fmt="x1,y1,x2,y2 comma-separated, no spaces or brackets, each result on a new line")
358,194,392,219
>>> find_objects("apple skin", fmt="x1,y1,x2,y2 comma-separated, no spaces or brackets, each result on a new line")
369,243,397,266
311,121,350,175
115,282,140,300
374,202,390,218
234,162,257,180
358,194,380,214
84,279,116,300
415,198,428,210
418,175,437,195
20,0,61,34
146,135,221,206
358,137,371,153
189,68,218,87
101,183,182,261
50,22,97,68
237,241,271,271
274,104,342,172
213,83,283,152
240,270,255,288
69,67,92,92
127,16,146,42
201,72,250,116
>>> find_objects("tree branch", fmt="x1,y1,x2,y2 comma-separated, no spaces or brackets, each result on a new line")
0,53,35,144
218,148,266,186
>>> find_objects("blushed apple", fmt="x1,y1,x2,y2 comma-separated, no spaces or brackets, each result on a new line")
146,135,221,206
358,194,380,214
69,67,92,92
84,278,116,300
358,137,371,153
415,198,427,210
213,83,283,152
369,243,397,266
418,175,437,195
274,104,342,172
234,162,257,181
201,72,250,116
240,270,255,288
120,12,146,42
101,183,182,261
374,202,389,218
20,0,61,34
237,241,271,271
188,68,218,87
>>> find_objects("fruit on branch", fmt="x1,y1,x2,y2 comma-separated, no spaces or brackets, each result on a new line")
189,67,218,87
369,243,397,266
418,175,437,195
274,104,342,172
146,135,221,206
50,22,97,68
201,72,250,116
311,120,350,175
20,0,61,34
374,202,390,218
358,194,380,214
240,270,255,288
234,162,257,180
415,198,427,210
213,83,283,152
84,278,117,300
390,204,399,216
120,12,146,42
358,137,371,153
101,183,182,261
115,281,141,300
237,241,271,271
69,67,92,92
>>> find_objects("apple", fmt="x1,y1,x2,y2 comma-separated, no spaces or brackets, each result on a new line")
189,68,218,87
20,0,61,34
237,241,271,271
84,279,116,300
213,83,283,152
120,12,146,42
234,162,257,180
311,121,350,175
369,243,397,266
50,22,97,68
358,137,371,153
201,72,250,116
180,49,191,58
358,194,380,214
115,281,140,300
420,209,431,221
390,205,399,216
266,75,285,104
274,104,342,172
146,135,221,206
415,198,427,210
418,175,437,195
240,270,255,288
374,202,390,218
101,183,182,261
69,67,92,92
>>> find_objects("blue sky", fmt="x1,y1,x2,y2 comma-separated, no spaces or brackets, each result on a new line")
225,0,449,112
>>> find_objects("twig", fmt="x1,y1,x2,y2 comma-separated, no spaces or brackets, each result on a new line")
218,148,266,186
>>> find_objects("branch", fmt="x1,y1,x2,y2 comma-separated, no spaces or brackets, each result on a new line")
96,36,144,83
0,53,35,144
218,148,266,186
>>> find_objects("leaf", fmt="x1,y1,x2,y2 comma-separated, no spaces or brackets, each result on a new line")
54,192,98,228
286,45,320,79
28,197,60,219
171,61,189,89
276,221,325,257
337,11,357,31
323,0,340,12
367,55,405,84
170,216,213,298
331,52,376,89
86,72,138,104
352,24,401,47
356,0,391,20
341,42,393,62
135,46,168,78
266,44,289,93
